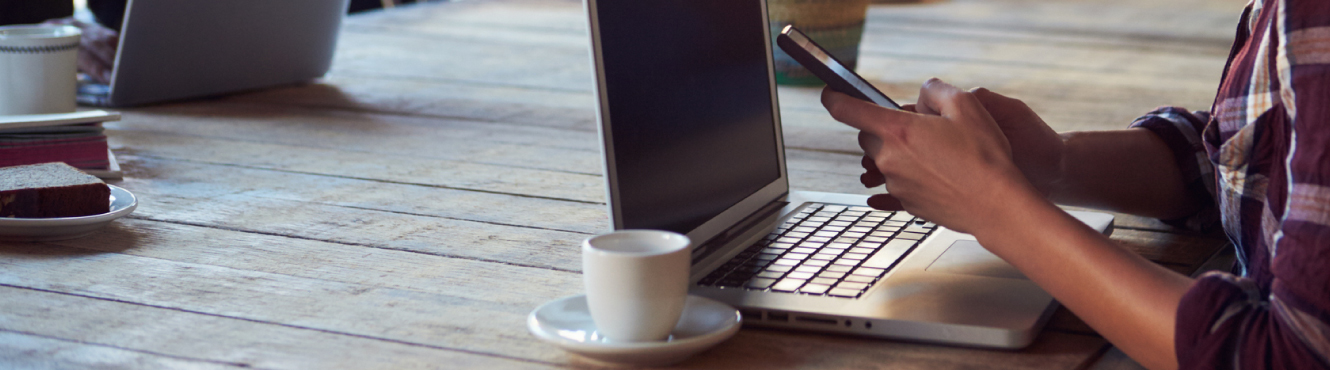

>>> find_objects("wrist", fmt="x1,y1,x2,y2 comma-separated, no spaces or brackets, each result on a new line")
970,171,1062,244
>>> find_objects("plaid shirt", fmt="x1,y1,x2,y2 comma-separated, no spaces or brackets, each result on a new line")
1129,0,1330,368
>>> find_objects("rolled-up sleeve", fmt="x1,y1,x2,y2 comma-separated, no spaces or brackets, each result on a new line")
1128,107,1221,231
1176,272,1330,369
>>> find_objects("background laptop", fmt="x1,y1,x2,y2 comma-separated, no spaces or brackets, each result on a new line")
79,0,350,107
584,0,1114,348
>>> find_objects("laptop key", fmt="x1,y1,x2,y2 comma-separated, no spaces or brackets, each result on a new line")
790,247,818,254
828,288,861,298
756,270,784,279
825,265,853,273
896,232,925,241
765,264,793,272
717,277,747,287
802,259,830,267
810,252,838,261
793,265,821,273
831,259,859,266
817,271,846,280
785,272,815,280
844,274,875,283
841,253,869,261
851,267,884,277
783,253,810,261
860,240,915,269
811,277,838,286
753,253,779,261
836,282,870,291
800,284,831,295
771,279,806,292
773,258,800,266
856,241,884,249
849,247,876,254
745,278,777,289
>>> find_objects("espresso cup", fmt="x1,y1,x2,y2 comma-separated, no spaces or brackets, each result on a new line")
583,230,691,342
0,25,82,115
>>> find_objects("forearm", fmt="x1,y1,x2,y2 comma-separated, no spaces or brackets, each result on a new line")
975,182,1194,370
1046,129,1204,219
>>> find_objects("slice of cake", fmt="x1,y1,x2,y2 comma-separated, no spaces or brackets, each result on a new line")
0,162,110,218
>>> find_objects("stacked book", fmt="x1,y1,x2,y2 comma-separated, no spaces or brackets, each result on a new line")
0,110,122,179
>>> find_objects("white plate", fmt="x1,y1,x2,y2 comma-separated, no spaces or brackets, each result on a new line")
0,184,137,241
528,294,741,367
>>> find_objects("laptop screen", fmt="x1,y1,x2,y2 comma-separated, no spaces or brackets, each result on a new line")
595,0,782,234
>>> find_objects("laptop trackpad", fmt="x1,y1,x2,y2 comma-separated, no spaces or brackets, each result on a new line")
926,240,1028,280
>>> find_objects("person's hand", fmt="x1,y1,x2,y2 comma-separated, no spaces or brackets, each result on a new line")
823,78,1043,235
967,88,1065,197
43,17,119,84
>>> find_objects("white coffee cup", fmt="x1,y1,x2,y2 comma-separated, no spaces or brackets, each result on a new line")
0,25,82,115
583,230,691,342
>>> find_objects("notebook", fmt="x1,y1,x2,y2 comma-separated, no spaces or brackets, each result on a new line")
584,0,1115,348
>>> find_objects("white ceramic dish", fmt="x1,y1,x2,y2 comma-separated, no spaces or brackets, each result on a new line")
528,294,741,367
0,184,137,241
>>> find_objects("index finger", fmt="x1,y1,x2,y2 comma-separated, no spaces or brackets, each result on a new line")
820,87,918,134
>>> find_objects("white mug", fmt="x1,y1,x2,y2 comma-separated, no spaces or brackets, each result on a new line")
0,25,82,115
583,230,691,342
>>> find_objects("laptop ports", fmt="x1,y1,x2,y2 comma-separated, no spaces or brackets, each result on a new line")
793,315,838,325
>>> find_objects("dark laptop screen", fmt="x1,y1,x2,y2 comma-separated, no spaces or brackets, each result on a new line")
595,0,782,233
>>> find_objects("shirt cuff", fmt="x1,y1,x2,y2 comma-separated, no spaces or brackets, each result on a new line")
1127,107,1219,230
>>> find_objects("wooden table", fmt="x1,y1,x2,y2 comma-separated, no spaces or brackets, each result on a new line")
1,0,1244,368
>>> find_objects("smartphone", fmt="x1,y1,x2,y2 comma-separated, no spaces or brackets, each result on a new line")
776,25,901,109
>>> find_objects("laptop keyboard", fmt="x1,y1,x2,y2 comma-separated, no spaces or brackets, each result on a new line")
697,203,936,299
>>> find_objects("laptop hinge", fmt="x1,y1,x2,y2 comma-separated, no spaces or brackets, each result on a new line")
691,195,789,265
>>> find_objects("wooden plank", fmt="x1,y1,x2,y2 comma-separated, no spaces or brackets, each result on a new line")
44,218,583,308
114,156,606,235
121,189,586,272
221,75,599,131
107,103,602,173
0,330,248,370
0,287,555,370
108,132,604,204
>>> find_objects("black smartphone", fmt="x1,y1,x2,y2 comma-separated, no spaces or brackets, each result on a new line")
776,25,901,109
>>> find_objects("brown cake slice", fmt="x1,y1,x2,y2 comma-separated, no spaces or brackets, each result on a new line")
0,162,110,218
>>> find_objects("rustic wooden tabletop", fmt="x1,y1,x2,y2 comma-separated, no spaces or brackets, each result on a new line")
1,0,1245,368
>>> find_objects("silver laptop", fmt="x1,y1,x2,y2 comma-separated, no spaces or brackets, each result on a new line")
78,0,349,107
584,0,1114,348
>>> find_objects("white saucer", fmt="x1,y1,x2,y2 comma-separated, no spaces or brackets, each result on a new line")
528,294,741,367
0,184,137,241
